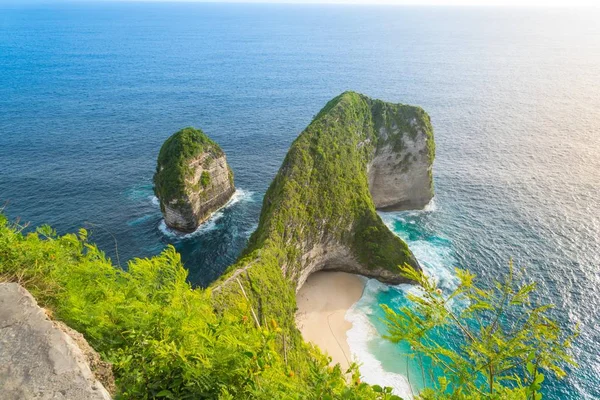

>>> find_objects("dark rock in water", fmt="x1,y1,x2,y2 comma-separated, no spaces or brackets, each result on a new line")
0,283,113,400
153,127,235,233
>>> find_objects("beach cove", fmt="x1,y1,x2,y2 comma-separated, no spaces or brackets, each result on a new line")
295,272,365,370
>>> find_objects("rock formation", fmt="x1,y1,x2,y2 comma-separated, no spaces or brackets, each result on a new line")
214,91,435,312
154,127,235,232
367,98,435,210
0,283,113,400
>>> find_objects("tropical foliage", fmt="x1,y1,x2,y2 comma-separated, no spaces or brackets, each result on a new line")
383,264,578,399
0,216,386,399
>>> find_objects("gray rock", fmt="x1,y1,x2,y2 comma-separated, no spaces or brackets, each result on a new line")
0,283,112,400
162,151,235,232
367,102,435,211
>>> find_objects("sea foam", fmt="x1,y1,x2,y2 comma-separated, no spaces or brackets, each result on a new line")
347,208,459,397
158,188,254,239
346,280,415,400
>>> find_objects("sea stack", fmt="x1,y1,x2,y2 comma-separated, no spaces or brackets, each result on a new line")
154,127,235,232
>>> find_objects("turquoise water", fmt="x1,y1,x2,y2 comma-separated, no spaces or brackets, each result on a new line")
1,3,599,398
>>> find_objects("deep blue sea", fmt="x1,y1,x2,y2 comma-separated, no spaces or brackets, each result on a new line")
1,3,599,399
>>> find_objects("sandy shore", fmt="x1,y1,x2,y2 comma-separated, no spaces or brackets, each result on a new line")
295,271,365,370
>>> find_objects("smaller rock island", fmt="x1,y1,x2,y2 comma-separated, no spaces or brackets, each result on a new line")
154,127,235,232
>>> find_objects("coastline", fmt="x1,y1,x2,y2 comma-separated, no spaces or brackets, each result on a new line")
295,271,365,370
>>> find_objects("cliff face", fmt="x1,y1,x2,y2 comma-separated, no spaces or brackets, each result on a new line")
154,127,235,233
213,92,435,332
367,99,435,210
241,92,434,289
0,283,113,400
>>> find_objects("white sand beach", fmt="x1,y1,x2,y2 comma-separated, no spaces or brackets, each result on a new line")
295,271,365,370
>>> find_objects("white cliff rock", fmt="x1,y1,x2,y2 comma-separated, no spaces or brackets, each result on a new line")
368,101,435,211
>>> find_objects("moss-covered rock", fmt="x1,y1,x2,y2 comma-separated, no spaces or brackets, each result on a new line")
212,92,435,365
154,127,235,232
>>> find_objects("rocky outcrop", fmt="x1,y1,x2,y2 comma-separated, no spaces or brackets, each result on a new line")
0,283,113,400
215,91,435,304
154,127,235,232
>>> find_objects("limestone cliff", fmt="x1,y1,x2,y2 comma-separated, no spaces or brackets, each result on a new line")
154,127,235,232
367,98,435,210
0,283,113,400
213,92,435,325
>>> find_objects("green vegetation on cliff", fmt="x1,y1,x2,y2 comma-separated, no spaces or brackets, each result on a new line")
0,92,432,399
200,171,211,188
153,127,224,205
213,93,426,338
1,92,429,399
209,92,431,397
244,91,419,276
0,218,385,399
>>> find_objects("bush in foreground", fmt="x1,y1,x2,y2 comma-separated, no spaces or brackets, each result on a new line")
383,264,577,399
0,216,384,399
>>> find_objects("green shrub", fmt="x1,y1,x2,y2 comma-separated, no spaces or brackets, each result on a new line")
0,216,389,399
200,171,211,188
383,264,577,399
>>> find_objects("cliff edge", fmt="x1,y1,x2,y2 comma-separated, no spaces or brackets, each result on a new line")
154,127,235,232
0,283,113,400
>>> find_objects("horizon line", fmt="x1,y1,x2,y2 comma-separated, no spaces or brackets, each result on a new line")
3,0,599,7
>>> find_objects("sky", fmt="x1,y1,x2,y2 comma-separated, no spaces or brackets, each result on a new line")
133,0,598,5
5,0,598,6
2,0,598,6
115,0,598,5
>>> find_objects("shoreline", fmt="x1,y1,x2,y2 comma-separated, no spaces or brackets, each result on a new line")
295,271,366,370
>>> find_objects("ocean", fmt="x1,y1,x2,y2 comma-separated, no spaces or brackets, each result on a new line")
0,3,598,398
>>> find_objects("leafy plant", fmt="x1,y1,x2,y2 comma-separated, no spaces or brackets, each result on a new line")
0,215,391,399
200,170,211,188
382,263,578,399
